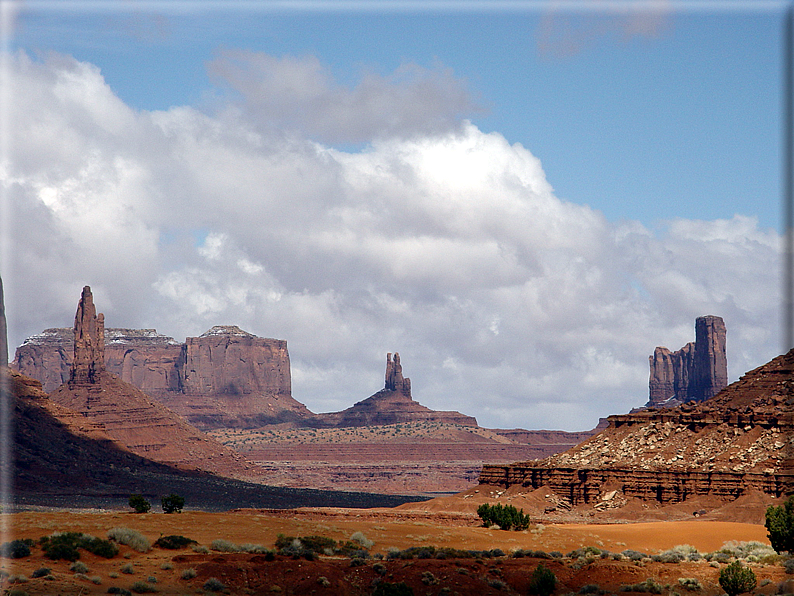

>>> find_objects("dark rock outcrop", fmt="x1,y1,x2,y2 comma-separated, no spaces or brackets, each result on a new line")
309,353,478,428
0,275,7,368
479,347,793,505
648,315,727,408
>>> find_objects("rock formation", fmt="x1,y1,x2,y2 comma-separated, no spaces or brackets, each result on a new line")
309,353,477,428
48,286,263,480
479,347,793,506
0,275,7,368
13,324,309,429
70,286,105,385
647,315,727,407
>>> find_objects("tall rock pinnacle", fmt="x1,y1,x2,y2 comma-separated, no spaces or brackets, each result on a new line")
70,286,105,385
647,315,727,407
0,275,7,368
384,352,411,397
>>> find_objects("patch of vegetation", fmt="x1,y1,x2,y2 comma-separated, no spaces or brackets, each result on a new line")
160,493,185,514
350,531,374,549
130,580,158,593
128,494,151,514
765,495,794,554
0,539,34,559
621,550,649,562
619,578,663,594
108,528,150,553
180,568,197,580
203,577,227,592
784,557,794,574
30,567,50,578
718,561,756,596
373,582,414,596
39,532,117,561
107,588,133,595
511,548,552,559
70,561,90,573
677,577,702,591
120,563,135,574
153,535,196,550
476,503,530,530
527,564,557,596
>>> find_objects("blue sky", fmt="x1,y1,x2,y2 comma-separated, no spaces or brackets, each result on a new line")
13,3,783,229
2,1,788,430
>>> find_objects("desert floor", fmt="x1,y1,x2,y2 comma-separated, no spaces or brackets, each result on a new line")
0,504,790,596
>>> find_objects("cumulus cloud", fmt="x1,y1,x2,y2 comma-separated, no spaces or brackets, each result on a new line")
2,50,782,430
207,50,482,144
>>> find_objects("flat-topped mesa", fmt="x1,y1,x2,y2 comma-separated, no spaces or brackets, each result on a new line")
647,315,726,408
385,352,411,397
70,286,105,386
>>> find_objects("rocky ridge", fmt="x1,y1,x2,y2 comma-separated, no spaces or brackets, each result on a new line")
479,347,793,506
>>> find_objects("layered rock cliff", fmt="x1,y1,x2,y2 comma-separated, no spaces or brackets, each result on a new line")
14,324,309,430
648,315,727,407
48,287,262,480
309,353,478,428
479,347,793,506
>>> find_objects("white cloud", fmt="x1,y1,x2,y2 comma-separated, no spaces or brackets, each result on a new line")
2,50,783,431
207,50,482,144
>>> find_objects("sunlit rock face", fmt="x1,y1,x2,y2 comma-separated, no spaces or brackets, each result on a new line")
648,315,727,408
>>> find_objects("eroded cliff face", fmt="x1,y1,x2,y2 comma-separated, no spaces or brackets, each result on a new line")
13,324,307,429
479,347,794,506
647,315,727,408
48,287,263,480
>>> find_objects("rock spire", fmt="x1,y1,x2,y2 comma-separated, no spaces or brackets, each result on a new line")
385,352,411,397
647,315,727,407
70,286,105,385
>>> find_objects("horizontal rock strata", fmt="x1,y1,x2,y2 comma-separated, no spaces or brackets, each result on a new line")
13,324,308,429
480,348,794,505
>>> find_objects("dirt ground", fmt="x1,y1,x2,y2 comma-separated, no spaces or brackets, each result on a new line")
0,506,790,596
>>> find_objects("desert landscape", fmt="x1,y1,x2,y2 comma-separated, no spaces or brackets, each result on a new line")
1,282,792,595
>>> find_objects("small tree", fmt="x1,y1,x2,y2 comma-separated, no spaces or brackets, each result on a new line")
528,563,557,596
161,493,185,514
476,503,531,531
718,561,757,596
128,494,151,514
765,495,794,554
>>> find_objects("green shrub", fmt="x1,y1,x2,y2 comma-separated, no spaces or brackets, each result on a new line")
128,494,151,514
677,578,702,591
160,493,184,514
30,567,50,578
619,579,662,594
784,557,794,573
130,580,158,593
120,563,135,574
153,535,196,550
372,581,415,596
108,528,150,553
766,495,794,554
79,535,118,558
718,561,756,596
210,538,241,552
350,531,373,549
1,539,34,559
476,503,530,530
40,532,82,561
70,561,89,573
180,568,196,580
203,577,226,592
528,563,557,596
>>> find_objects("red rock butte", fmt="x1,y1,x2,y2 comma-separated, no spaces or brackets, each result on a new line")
47,286,262,480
